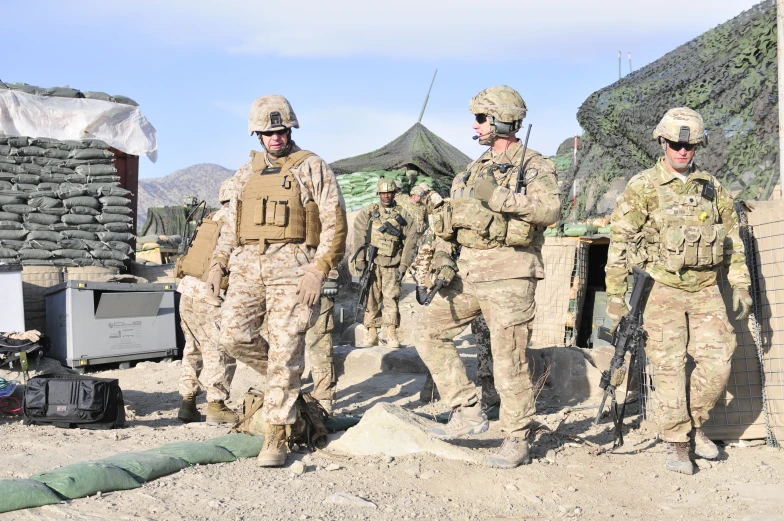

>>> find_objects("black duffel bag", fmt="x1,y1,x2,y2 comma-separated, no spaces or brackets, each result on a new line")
23,373,125,429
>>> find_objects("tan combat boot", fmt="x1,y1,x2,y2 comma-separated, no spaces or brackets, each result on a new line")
693,428,719,460
480,375,500,408
206,401,238,426
177,394,200,423
664,442,695,475
258,424,289,467
385,326,400,348
428,402,488,439
487,438,531,468
419,373,440,402
364,327,379,347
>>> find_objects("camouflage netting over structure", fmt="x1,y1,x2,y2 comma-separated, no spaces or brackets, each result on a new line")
330,123,471,195
140,206,191,237
567,0,778,219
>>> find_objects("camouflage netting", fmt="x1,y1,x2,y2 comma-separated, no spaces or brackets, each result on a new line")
330,123,471,197
566,0,778,219
140,206,192,238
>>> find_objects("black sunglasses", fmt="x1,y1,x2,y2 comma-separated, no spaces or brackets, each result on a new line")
475,114,487,124
258,129,288,137
666,140,696,152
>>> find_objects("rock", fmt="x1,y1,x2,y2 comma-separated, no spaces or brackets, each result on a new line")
404,464,420,477
505,484,518,491
290,461,306,475
340,323,363,346
528,347,604,406
382,455,394,463
574,507,582,516
695,459,712,470
327,403,483,464
323,492,377,509
419,470,435,480
567,486,577,492
324,463,340,472
341,346,428,378
545,449,558,464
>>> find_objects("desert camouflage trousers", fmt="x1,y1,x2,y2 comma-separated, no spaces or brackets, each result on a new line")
473,314,493,379
218,245,316,425
179,296,236,402
643,282,736,442
415,275,537,437
411,229,435,286
364,264,401,328
305,295,337,401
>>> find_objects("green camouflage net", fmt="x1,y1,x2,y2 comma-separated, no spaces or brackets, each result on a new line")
330,123,470,198
567,0,778,219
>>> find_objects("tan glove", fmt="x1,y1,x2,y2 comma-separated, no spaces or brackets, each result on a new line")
206,260,226,300
733,287,752,321
606,295,629,332
297,266,325,307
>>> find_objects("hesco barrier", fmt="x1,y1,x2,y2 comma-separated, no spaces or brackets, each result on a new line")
567,0,778,219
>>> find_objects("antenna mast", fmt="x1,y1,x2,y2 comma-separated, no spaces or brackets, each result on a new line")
417,69,438,123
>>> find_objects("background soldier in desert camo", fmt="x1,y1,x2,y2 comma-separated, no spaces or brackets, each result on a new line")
207,94,347,467
605,107,751,475
414,85,561,468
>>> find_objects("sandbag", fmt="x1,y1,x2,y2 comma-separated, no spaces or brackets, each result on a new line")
53,258,77,267
102,205,133,215
41,87,83,99
31,463,140,500
28,230,62,242
97,232,134,242
19,249,54,260
205,434,264,459
58,239,87,250
7,136,31,147
0,212,22,222
98,186,131,197
2,204,34,215
18,146,46,157
37,182,62,192
72,258,100,267
21,164,42,173
50,223,75,231
96,213,133,224
61,230,97,241
147,441,236,465
40,172,67,183
106,241,133,255
39,207,69,216
91,250,128,261
75,164,117,176
99,196,131,206
21,260,55,266
69,149,114,160
0,221,22,230
0,247,18,258
100,259,126,269
0,194,26,205
54,249,92,259
104,222,132,232
82,91,112,102
14,183,38,192
77,224,106,233
97,452,189,483
29,137,60,148
83,239,109,250
57,184,88,199
63,196,101,210
0,239,24,249
25,213,60,225
25,240,60,251
43,149,70,159
65,174,88,184
0,229,28,240
0,479,62,513
0,181,11,190
70,206,100,216
62,214,97,225
24,223,55,231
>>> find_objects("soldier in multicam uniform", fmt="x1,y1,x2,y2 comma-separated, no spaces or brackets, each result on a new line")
414,86,561,468
304,268,339,414
207,95,347,467
176,178,239,426
352,178,418,348
605,107,751,475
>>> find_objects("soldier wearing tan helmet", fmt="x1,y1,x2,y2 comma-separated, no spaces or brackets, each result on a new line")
605,107,751,475
175,178,240,426
413,85,561,468
207,94,347,467
352,177,418,348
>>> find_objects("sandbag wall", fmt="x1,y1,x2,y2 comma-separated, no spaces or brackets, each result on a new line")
0,135,134,268
336,169,435,212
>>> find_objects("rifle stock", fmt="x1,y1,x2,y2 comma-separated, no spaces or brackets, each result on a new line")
355,244,378,323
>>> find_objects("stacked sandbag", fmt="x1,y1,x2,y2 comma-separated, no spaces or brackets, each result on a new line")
336,169,436,212
0,135,134,269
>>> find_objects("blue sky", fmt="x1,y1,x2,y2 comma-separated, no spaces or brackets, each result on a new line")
2,0,762,179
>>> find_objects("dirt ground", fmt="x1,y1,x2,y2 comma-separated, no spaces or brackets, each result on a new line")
1,325,783,521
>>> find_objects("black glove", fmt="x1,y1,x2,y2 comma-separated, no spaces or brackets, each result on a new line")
415,285,429,305
322,275,339,298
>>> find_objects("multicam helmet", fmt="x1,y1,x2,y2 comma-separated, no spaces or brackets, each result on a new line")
218,178,236,204
248,95,299,135
470,86,527,138
376,178,397,194
653,107,706,145
410,182,431,198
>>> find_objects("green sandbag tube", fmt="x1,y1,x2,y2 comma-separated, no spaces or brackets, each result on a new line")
31,463,141,500
0,479,62,513
147,441,237,465
97,452,190,483
205,433,265,459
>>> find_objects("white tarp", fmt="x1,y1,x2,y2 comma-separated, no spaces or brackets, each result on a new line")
0,89,158,162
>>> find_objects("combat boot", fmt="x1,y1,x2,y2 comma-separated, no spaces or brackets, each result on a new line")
487,438,531,468
258,424,288,467
419,373,440,402
177,394,200,423
480,375,500,408
364,327,379,347
385,326,400,348
429,402,488,439
206,401,238,426
664,442,695,475
693,428,719,460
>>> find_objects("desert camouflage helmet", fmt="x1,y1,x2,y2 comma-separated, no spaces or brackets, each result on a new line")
470,86,527,128
248,94,300,135
410,182,431,197
218,178,236,204
653,107,706,145
376,178,397,194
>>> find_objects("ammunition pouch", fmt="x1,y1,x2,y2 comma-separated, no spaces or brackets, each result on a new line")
305,201,321,248
660,224,725,273
505,219,535,248
369,209,405,257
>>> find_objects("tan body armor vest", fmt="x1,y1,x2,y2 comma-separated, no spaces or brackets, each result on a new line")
237,150,321,247
176,212,225,285
632,172,725,273
366,203,406,258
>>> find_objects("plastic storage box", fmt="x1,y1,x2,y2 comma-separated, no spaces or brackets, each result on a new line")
45,281,177,370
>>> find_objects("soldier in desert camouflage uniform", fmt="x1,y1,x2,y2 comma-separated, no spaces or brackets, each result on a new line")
414,86,561,468
606,107,751,475
208,95,347,467
353,178,418,348
177,178,239,425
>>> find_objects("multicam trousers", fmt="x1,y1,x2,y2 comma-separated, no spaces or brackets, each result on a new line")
305,295,337,401
179,295,237,402
415,275,537,438
643,282,736,442
363,264,402,328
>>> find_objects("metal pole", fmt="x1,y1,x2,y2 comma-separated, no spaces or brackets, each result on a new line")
777,1,784,198
628,52,632,74
618,51,622,80
417,69,438,124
